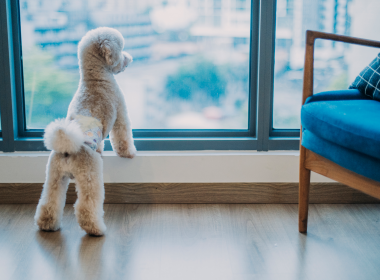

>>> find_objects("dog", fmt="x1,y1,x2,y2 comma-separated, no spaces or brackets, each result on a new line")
34,27,136,236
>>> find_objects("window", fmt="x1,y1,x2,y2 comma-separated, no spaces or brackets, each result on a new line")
20,0,251,130
1,0,375,152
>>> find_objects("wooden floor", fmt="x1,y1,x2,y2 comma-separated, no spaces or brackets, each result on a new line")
1,204,380,280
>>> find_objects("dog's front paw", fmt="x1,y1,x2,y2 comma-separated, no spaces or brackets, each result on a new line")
117,142,137,159
125,145,137,159
35,205,61,232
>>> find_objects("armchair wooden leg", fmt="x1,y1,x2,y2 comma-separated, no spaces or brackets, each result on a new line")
299,146,311,233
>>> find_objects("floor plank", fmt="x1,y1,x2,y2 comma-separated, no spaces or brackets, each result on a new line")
0,204,380,280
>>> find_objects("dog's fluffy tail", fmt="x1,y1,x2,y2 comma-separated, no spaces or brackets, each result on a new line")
44,119,85,154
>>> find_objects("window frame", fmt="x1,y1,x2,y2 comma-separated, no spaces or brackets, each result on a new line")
0,0,300,152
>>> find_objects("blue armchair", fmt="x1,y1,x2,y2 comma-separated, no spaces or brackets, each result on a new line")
299,31,380,233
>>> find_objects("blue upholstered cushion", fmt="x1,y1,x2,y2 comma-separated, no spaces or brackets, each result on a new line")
301,90,380,160
302,130,380,182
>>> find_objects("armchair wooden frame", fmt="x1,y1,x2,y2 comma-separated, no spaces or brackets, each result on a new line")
299,30,380,233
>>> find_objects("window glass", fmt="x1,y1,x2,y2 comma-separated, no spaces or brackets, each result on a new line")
19,0,252,130
273,0,380,129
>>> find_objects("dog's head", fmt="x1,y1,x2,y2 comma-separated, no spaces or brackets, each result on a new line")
79,27,133,74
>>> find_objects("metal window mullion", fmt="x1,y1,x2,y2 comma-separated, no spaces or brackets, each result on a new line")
256,0,277,151
247,0,260,142
0,0,18,152
10,0,27,138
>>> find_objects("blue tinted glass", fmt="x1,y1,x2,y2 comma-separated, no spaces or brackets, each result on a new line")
19,0,251,129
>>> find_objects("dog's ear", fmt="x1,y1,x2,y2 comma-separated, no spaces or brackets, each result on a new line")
99,39,114,66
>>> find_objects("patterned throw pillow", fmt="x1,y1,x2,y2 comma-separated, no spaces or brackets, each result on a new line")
349,53,380,101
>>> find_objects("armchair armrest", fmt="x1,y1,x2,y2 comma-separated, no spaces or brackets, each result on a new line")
302,30,380,105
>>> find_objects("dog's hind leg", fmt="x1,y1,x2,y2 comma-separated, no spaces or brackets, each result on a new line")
71,148,106,236
35,151,70,231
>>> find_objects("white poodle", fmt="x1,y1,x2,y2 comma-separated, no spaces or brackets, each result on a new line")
34,27,136,236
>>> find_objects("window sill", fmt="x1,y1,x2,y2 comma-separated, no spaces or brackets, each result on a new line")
0,150,333,183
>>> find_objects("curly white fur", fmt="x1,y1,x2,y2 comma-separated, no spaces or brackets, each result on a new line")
35,27,136,236
44,119,85,154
